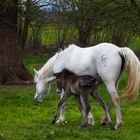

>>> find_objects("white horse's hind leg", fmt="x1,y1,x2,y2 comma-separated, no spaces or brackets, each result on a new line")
56,90,65,124
106,83,122,129
100,98,113,125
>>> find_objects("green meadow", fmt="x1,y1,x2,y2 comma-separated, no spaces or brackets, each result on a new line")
0,55,140,140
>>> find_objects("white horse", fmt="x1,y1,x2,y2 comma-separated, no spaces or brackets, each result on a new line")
34,43,140,129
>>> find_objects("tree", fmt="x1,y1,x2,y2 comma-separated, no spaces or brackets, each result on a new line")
60,0,96,47
20,0,32,50
19,0,53,50
99,0,140,46
0,0,32,84
55,0,140,47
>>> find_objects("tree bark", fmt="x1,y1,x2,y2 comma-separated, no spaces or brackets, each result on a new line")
0,0,32,84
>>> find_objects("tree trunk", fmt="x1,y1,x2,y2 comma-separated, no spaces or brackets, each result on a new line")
21,20,30,50
21,0,32,50
0,0,32,84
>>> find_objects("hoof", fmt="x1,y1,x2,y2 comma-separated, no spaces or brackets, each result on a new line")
109,123,115,130
80,123,87,128
100,117,108,126
114,122,122,129
52,119,56,124
88,122,95,126
56,118,64,124
88,118,95,126
100,122,107,126
100,120,108,126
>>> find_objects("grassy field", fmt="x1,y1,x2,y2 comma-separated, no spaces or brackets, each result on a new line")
0,55,140,140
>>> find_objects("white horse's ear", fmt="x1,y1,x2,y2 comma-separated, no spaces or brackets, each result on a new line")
34,69,38,76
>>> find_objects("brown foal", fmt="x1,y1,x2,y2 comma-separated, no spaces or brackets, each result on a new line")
52,69,114,129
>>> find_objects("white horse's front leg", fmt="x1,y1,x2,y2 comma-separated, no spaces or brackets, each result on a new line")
87,112,95,125
56,89,65,124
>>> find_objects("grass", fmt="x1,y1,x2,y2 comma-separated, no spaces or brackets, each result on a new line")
0,55,140,140
0,84,140,140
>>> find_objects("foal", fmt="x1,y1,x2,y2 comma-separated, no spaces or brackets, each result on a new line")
52,69,114,129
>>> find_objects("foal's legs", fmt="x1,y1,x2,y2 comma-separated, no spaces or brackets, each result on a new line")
75,95,84,117
57,91,95,125
80,95,91,127
75,95,95,126
56,90,66,124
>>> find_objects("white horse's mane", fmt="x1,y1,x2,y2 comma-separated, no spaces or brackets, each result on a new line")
57,44,79,59
37,44,79,79
58,44,78,54
37,53,59,79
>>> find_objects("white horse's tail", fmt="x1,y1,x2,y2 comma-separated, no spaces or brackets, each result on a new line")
119,47,140,101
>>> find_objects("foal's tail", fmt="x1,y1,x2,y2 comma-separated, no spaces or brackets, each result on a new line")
119,47,140,101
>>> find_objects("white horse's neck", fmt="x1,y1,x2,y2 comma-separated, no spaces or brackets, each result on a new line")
38,44,79,82
53,44,79,74
38,53,59,82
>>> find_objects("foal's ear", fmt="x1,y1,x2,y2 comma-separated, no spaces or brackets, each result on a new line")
34,69,38,76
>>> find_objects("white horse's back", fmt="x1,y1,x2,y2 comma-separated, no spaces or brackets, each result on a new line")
53,43,121,77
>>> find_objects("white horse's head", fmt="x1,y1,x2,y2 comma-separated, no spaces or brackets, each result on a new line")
34,69,56,102
34,69,47,102
34,54,58,102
